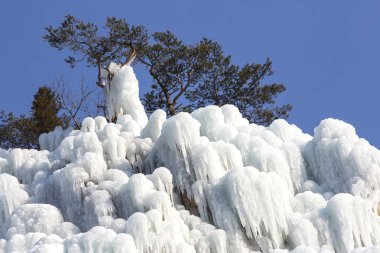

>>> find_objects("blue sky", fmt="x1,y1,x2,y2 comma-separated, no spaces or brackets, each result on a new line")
0,1,379,147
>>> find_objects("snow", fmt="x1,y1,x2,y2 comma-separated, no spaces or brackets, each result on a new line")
1,64,380,253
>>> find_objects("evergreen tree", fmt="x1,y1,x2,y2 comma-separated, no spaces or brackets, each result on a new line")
140,31,207,115
31,86,66,134
0,86,67,149
44,15,147,88
44,16,292,125
186,39,292,125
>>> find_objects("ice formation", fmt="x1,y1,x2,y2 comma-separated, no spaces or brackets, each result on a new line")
101,62,148,128
1,63,380,253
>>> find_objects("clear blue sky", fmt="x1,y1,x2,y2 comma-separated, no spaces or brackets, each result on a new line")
0,1,379,147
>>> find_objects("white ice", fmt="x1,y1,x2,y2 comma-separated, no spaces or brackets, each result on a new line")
1,64,380,253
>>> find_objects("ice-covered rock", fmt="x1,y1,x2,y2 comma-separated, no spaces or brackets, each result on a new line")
304,118,380,197
0,174,29,226
39,126,73,151
141,109,167,142
0,204,78,239
1,64,380,253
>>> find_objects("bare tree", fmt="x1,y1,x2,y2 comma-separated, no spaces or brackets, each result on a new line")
52,75,98,129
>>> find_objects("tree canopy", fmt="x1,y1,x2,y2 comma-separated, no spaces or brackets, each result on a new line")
44,15,148,88
0,86,67,149
44,15,292,125
32,86,67,134
186,39,292,124
0,111,37,149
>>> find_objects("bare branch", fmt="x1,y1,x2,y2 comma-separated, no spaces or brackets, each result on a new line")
51,75,97,129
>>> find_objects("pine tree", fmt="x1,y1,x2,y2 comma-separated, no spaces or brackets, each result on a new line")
31,86,65,135
44,16,292,125
186,39,292,125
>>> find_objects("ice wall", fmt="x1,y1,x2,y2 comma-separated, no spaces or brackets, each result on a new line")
304,118,380,197
1,67,380,252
